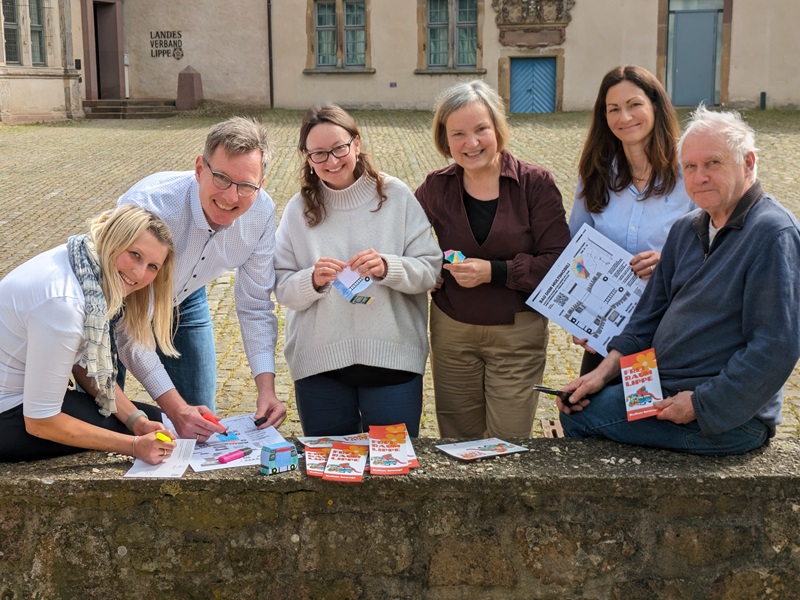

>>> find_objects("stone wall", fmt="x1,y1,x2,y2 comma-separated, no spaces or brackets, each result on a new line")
1,438,799,599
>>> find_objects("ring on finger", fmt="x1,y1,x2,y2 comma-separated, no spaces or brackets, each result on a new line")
161,448,166,457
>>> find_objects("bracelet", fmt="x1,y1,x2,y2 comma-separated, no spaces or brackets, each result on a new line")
132,436,139,458
125,409,147,430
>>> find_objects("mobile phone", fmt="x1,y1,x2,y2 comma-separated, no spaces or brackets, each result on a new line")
532,384,573,404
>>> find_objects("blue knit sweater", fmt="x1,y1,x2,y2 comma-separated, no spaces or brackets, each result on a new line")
610,182,800,436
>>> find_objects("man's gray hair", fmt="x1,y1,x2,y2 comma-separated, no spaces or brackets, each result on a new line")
678,104,758,169
204,116,273,178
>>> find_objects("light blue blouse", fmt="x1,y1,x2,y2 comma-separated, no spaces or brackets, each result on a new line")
569,171,696,255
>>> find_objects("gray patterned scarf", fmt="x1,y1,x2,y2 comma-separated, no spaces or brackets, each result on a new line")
67,234,118,416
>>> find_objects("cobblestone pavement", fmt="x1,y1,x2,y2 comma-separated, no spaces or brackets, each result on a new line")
2,108,799,439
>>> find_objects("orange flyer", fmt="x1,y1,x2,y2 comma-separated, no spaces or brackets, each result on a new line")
368,424,410,476
322,442,368,482
620,348,663,421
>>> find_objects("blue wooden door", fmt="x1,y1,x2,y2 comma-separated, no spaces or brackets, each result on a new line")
670,11,718,106
510,57,556,114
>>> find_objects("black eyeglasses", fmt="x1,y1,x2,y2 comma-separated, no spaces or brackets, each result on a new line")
203,158,261,198
305,136,356,164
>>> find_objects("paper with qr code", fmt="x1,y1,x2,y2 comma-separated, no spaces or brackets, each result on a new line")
525,223,646,356
333,266,374,304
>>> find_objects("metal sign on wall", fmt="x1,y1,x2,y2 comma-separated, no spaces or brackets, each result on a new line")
150,31,184,60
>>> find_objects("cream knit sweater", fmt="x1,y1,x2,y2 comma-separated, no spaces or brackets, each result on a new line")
274,173,442,381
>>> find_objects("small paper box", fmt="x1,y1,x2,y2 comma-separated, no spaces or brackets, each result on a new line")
260,441,299,475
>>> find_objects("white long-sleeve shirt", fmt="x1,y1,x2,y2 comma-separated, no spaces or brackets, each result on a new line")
0,246,86,418
117,171,278,399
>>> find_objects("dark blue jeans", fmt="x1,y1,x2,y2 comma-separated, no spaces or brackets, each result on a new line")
118,287,217,410
559,383,770,455
294,373,423,437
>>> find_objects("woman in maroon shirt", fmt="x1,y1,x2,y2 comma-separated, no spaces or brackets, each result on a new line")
415,80,570,439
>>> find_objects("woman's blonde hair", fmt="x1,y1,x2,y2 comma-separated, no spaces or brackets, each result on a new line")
431,79,510,159
89,205,178,357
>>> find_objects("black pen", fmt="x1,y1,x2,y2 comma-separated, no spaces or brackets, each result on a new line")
254,416,268,427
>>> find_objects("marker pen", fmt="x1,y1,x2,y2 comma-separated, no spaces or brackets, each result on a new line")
254,416,268,427
218,448,253,464
155,432,173,443
202,413,227,434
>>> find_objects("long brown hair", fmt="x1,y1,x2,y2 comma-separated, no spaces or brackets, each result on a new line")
578,65,680,213
297,104,386,227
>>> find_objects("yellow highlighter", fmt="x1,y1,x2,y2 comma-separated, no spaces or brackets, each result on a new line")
155,432,173,443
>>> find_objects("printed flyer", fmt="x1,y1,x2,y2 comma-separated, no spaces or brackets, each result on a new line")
322,442,369,483
368,424,410,476
525,223,646,356
304,446,332,477
620,348,663,421
435,438,529,461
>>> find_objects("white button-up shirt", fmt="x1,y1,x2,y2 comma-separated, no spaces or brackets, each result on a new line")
569,171,695,255
117,171,277,399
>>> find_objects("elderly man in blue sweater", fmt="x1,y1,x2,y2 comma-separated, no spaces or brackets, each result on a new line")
559,106,800,455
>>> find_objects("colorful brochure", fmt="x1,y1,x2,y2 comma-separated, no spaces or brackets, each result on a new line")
368,425,410,476
322,442,369,483
304,446,332,477
620,348,663,421
296,433,370,447
435,438,529,461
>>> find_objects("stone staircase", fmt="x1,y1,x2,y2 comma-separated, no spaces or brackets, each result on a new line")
82,98,177,119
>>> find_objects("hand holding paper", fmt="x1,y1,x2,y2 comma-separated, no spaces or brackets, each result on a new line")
313,256,346,290
349,248,387,279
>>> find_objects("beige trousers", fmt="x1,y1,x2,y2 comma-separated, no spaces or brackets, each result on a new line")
430,302,548,439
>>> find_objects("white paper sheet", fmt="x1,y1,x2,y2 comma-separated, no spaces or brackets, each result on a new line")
187,414,287,472
525,223,647,356
124,438,196,478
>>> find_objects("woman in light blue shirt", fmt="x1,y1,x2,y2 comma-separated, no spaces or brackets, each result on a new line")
570,65,695,374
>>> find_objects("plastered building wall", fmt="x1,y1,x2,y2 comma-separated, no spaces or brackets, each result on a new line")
270,1,484,111
559,0,660,111
123,0,270,103
727,1,800,109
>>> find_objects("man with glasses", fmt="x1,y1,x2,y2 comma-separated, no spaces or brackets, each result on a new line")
117,117,286,441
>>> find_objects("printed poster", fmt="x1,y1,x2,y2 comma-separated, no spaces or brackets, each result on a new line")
526,223,647,356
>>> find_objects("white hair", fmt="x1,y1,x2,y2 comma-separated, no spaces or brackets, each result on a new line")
678,105,758,175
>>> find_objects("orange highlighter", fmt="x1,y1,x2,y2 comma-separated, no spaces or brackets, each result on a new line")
202,413,227,434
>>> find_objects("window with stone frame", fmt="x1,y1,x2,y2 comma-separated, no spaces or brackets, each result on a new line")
312,0,368,69
428,0,477,67
417,0,483,73
2,0,20,64
29,0,46,66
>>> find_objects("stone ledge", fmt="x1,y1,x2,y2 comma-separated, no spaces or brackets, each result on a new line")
2,438,799,599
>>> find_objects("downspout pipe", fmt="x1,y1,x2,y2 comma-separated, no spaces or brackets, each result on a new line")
268,0,274,109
